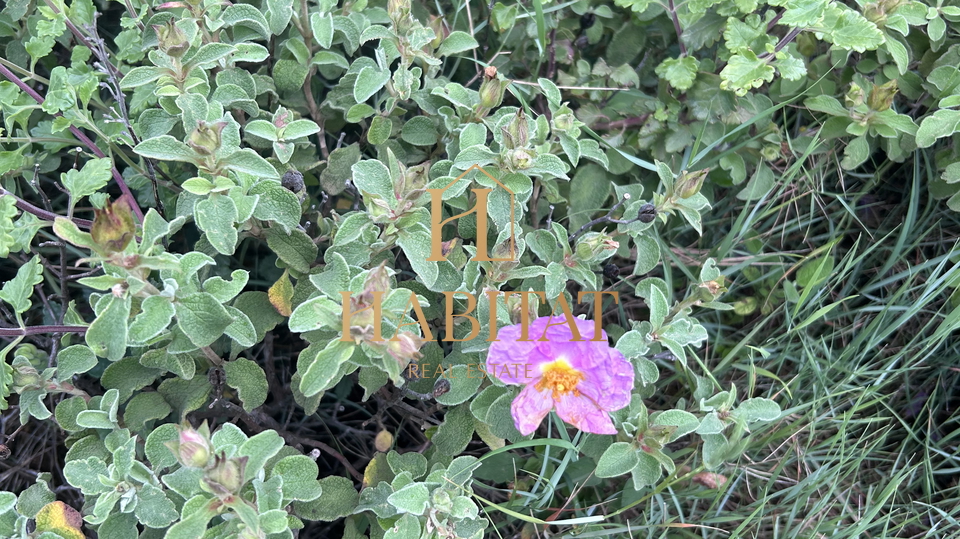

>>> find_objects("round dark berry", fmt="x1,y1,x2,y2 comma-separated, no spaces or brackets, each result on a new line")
433,378,451,398
580,12,596,30
603,264,620,279
282,170,305,193
638,203,657,223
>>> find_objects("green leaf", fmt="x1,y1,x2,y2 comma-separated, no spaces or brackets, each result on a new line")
655,56,700,91
129,296,174,343
175,292,234,348
0,255,43,315
85,294,131,361
630,451,663,488
244,119,278,141
734,397,781,422
238,430,284,477
281,119,321,140
56,345,98,380
368,115,392,145
915,109,960,148
719,51,775,96
289,295,340,332
821,6,884,52
401,116,439,146
311,12,334,48
841,136,870,170
354,66,390,103
352,159,395,201
222,3,271,38
224,357,268,411
249,180,302,234
265,227,318,274
436,31,479,56
102,357,159,402
123,392,172,431
384,513,422,539
135,483,178,528
204,270,249,303
320,143,361,195
134,136,197,163
223,149,279,178
595,442,639,478
63,456,110,495
271,455,323,501
61,157,112,202
397,224,439,289
433,403,475,455
652,409,700,441
293,475,357,521
387,483,430,515
434,365,483,406
195,194,239,255
188,43,235,67
299,340,354,397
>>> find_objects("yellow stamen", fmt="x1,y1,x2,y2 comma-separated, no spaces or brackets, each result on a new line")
535,359,585,400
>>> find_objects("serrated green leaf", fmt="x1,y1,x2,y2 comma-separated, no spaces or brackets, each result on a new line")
0,255,43,315
655,56,700,91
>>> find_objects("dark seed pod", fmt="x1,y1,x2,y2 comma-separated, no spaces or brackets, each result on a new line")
574,34,589,50
580,12,596,30
281,170,305,193
603,264,620,279
433,378,451,398
638,203,657,223
0,444,9,460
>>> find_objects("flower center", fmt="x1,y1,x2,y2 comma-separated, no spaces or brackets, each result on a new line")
536,359,585,400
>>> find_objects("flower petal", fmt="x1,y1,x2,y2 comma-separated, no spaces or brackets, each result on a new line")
487,322,552,385
569,345,634,412
511,385,555,436
554,393,618,435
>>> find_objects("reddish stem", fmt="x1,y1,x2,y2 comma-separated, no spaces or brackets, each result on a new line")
0,63,144,223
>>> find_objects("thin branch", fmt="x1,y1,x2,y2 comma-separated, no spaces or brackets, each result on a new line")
568,194,635,242
0,325,88,338
0,187,93,229
0,46,143,224
759,27,803,59
667,0,687,56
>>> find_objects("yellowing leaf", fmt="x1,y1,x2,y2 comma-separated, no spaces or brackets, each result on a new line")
34,501,85,539
268,270,294,316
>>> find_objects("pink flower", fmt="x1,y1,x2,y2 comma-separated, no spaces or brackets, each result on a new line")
486,316,634,435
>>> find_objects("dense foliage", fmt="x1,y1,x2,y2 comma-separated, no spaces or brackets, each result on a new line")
1,0,958,537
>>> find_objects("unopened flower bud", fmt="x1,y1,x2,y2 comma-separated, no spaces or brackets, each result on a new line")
188,121,227,156
386,332,426,365
91,197,136,253
166,421,212,469
204,455,247,494
479,66,506,109
637,203,657,223
506,148,533,170
12,363,41,388
845,83,865,108
503,109,529,150
153,21,190,58
428,16,446,49
867,79,898,112
863,2,886,24
576,232,618,261
675,169,708,199
552,105,576,132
